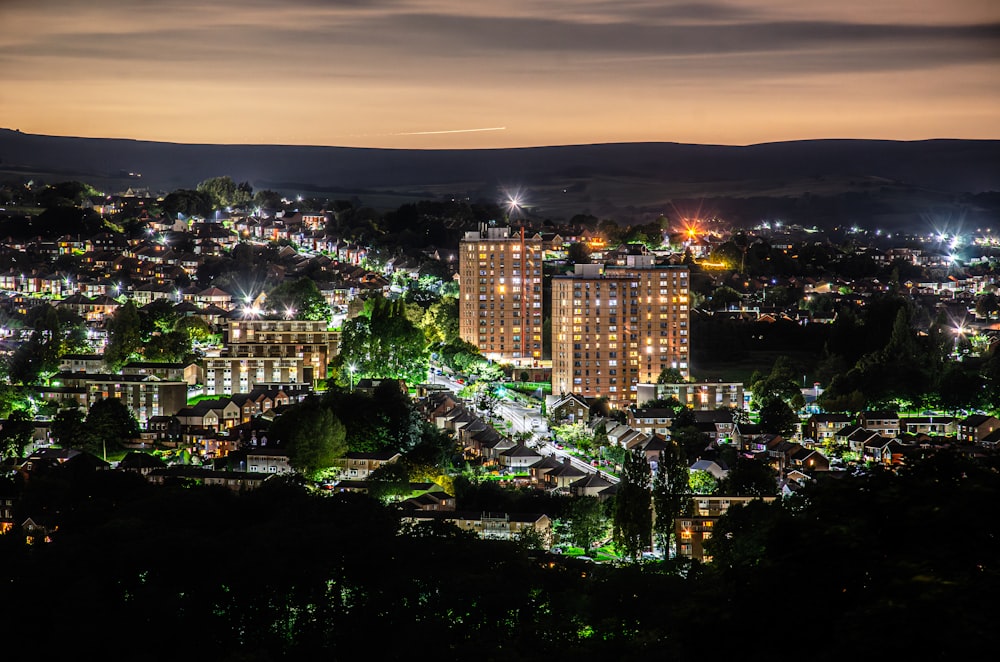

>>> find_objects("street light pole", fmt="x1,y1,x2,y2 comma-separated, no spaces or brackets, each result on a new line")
349,364,356,392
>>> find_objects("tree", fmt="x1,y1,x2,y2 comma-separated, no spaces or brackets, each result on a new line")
758,396,800,436
672,425,711,464
709,286,741,310
161,189,213,218
174,315,212,342
749,355,804,410
253,189,283,209
474,382,502,420
0,409,34,460
269,401,347,479
613,449,653,560
552,421,594,451
366,461,412,502
975,292,999,319
140,298,179,336
82,398,140,457
266,277,331,322
104,300,143,370
196,176,251,209
651,443,689,557
51,406,86,446
656,367,686,384
564,497,607,551
421,297,459,346
566,242,591,265
144,330,192,362
718,457,777,497
336,297,429,387
689,469,718,494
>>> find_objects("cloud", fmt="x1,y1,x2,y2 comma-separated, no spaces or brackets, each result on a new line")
1,0,997,146
4,1,996,79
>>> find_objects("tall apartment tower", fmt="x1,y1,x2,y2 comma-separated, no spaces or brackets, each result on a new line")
551,257,690,409
458,225,543,365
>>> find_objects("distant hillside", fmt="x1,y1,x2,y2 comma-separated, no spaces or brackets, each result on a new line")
1,129,997,225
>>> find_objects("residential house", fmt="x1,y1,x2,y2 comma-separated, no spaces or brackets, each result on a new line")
900,416,957,436
123,361,202,386
806,413,855,442
398,488,456,512
859,411,901,438
863,437,905,465
117,451,167,476
547,393,593,423
400,510,552,548
335,449,402,480
569,473,614,498
693,409,739,444
247,448,292,474
539,457,587,490
145,467,270,492
636,433,671,465
957,414,1000,444
498,443,543,471
689,459,728,481
627,408,674,436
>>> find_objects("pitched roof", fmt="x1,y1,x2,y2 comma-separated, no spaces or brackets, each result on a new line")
499,444,543,458
570,473,613,489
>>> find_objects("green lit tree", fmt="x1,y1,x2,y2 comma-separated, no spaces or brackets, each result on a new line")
0,409,34,460
689,469,718,494
336,296,428,387
421,297,459,345
104,300,143,370
266,277,331,322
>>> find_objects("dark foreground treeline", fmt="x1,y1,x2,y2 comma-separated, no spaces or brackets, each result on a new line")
1,451,997,661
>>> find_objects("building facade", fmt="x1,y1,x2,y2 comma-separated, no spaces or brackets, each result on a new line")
204,318,338,395
54,373,189,424
458,226,543,365
675,495,777,562
551,259,690,408
636,381,745,410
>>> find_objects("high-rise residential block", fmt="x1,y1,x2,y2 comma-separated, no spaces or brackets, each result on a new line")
551,257,690,408
458,225,543,365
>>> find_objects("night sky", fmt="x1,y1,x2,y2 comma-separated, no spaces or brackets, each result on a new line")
2,0,998,148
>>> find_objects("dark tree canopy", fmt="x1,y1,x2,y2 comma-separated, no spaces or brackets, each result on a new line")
81,398,140,456
613,449,652,560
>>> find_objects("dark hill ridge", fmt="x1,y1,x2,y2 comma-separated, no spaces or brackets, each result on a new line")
1,129,997,197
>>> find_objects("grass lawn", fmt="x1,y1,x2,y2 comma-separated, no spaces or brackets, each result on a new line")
560,543,622,564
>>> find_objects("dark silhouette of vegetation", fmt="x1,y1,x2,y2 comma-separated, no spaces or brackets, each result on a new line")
0,451,996,659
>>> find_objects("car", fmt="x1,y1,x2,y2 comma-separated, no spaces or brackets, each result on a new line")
555,443,564,450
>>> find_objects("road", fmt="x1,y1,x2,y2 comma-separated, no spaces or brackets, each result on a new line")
428,369,619,484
